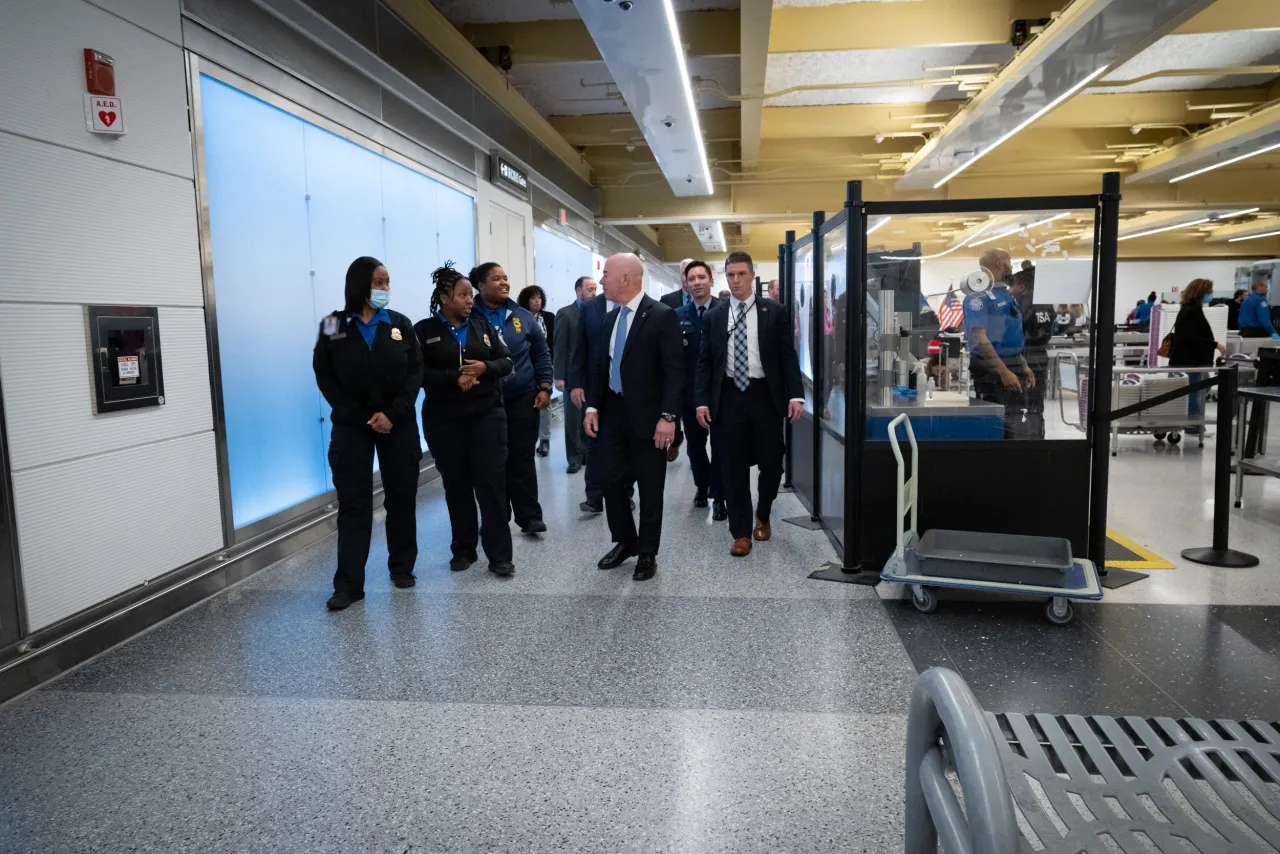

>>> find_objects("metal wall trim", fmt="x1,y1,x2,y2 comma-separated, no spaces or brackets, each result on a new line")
0,370,28,646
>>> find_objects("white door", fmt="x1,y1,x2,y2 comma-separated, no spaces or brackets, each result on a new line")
487,200,528,289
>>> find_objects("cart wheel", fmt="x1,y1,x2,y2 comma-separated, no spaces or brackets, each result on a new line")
1168,432,1182,445
910,585,937,614
1153,431,1167,442
1045,598,1074,626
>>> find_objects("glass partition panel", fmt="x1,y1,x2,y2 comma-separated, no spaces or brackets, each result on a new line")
793,240,815,413
819,219,848,543
864,208,1097,443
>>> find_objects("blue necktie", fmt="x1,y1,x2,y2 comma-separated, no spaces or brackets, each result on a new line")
610,306,630,395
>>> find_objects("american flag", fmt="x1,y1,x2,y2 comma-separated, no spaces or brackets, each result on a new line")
937,289,964,331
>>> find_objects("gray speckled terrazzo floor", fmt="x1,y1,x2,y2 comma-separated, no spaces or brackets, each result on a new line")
0,436,915,853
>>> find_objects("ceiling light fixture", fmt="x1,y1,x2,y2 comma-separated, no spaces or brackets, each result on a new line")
866,216,891,235
1118,218,1211,241
1169,142,1280,184
967,212,1072,247
932,65,1111,190
1229,229,1280,243
661,0,713,194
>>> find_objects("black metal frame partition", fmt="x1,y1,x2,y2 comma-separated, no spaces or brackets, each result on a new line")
793,175,1122,579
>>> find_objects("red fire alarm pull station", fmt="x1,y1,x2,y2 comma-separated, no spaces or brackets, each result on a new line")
84,49,116,96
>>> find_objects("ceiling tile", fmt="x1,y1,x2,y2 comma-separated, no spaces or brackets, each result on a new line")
1101,29,1280,92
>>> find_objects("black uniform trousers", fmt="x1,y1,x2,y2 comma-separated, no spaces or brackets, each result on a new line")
424,405,512,565
563,393,586,468
1023,356,1048,440
329,421,421,594
971,358,1034,439
598,390,667,555
682,405,721,498
503,390,544,525
716,378,785,541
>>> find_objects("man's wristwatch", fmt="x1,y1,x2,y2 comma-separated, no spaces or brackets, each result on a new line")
660,413,678,423
538,384,552,392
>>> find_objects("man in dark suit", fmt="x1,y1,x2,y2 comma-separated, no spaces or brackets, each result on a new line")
676,260,726,519
696,251,804,557
569,288,612,513
660,258,694,309
554,275,596,474
584,253,683,580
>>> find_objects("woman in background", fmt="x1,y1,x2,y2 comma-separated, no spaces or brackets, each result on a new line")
313,256,423,611
415,265,516,576
1168,278,1225,432
518,285,555,457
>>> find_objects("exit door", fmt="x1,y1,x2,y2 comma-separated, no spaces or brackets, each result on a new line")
488,201,527,287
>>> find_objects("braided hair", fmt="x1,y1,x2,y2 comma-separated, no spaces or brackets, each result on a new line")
430,262,468,317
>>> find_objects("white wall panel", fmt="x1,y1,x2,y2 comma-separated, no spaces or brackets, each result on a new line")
89,0,183,44
0,0,193,177
0,305,213,472
13,432,224,630
0,133,203,307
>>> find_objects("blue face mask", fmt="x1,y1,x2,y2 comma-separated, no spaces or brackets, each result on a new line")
368,289,390,310
1203,295,1212,305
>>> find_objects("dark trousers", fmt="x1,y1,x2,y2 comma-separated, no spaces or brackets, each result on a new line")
564,393,585,467
424,405,512,565
504,390,543,525
682,404,721,498
1242,327,1271,338
599,391,667,555
329,421,421,594
716,379,785,540
972,359,1032,440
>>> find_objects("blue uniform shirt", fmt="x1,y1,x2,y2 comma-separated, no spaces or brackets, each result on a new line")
446,317,468,359
1239,292,1277,336
477,302,508,332
963,285,1024,359
353,307,391,348
1134,301,1154,324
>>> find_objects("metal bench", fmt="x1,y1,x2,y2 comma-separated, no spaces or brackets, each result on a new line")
906,667,1280,853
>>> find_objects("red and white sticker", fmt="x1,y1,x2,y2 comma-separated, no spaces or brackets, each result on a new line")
84,94,125,135
117,355,139,383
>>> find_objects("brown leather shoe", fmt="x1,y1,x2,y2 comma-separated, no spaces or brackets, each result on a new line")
731,537,753,557
753,520,772,542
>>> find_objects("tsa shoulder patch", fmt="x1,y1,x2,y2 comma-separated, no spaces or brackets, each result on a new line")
513,317,523,334
967,296,984,311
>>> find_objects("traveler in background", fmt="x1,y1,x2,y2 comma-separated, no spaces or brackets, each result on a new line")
963,248,1035,439
518,285,556,457
1228,288,1247,330
471,263,552,534
1133,291,1157,330
1055,305,1075,335
767,279,780,302
1126,300,1144,326
313,256,423,611
415,265,515,576
1238,278,1279,339
676,261,725,519
585,253,683,580
696,251,803,557
554,276,595,475
718,289,731,302
661,258,695,309
1168,278,1226,431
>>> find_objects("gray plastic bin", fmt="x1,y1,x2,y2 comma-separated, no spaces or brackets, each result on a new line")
915,529,1072,588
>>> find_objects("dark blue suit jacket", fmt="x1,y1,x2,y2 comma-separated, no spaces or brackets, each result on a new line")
676,299,715,410
568,294,610,394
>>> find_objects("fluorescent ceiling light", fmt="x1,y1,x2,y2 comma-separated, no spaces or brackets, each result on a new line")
1118,218,1210,241
1229,229,1280,243
932,65,1111,190
882,219,996,262
867,216,891,235
662,0,713,193
1220,207,1260,218
967,212,1071,247
1169,142,1280,184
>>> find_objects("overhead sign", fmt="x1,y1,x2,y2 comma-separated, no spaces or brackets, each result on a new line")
84,94,125,135
490,152,530,200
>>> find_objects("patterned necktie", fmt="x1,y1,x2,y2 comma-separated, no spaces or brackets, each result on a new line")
733,303,749,391
609,306,630,395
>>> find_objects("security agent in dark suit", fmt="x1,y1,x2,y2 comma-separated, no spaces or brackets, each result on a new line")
660,257,694,309
676,260,726,519
696,251,804,557
584,253,684,580
569,291,616,512
554,276,596,474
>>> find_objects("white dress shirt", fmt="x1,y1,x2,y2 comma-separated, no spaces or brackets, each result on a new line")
722,293,803,404
587,291,644,414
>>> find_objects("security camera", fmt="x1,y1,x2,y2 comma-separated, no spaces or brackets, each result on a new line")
663,119,674,128
874,134,885,144
618,0,633,8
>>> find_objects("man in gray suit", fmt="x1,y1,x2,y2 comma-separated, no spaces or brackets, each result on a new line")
554,275,596,474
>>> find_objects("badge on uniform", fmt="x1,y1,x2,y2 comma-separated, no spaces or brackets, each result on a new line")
513,318,522,333
968,296,984,311
323,315,339,336
426,336,441,344
391,328,403,341
483,333,491,347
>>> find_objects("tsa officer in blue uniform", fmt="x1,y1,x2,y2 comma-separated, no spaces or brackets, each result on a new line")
470,262,553,534
676,260,725,518
415,264,515,575
963,248,1035,438
1239,279,1280,339
313,256,423,611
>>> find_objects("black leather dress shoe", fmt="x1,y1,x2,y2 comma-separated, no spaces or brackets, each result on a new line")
521,520,548,534
580,500,603,514
694,488,708,509
633,555,657,581
567,462,582,474
489,561,515,576
391,574,416,589
449,555,475,572
712,500,728,521
326,590,365,611
598,543,639,569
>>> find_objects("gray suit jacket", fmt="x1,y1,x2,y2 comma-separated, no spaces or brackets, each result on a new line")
553,301,580,381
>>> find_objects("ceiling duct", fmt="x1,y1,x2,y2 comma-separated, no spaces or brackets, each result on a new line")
1126,101,1280,184
572,0,713,196
896,0,1217,191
